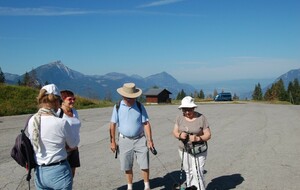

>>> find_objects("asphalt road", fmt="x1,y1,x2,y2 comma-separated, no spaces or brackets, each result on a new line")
1,102,299,190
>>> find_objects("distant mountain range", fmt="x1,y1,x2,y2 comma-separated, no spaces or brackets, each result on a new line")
4,61,195,101
263,68,300,92
4,61,300,100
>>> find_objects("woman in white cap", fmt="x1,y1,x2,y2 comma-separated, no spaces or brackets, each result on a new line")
109,82,154,190
28,84,79,190
173,96,211,190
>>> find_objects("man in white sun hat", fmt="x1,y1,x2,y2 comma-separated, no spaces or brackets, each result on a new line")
173,96,211,190
109,83,155,190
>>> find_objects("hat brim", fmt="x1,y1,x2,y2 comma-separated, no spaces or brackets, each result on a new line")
117,88,142,98
178,104,198,109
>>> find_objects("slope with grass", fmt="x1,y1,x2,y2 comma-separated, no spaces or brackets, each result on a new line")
0,85,114,116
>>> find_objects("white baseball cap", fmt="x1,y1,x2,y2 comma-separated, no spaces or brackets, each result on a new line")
41,84,60,97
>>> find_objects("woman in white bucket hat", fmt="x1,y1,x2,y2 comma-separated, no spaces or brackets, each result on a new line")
173,96,211,190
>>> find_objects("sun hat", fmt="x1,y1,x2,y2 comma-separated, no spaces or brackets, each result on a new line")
41,84,60,97
117,83,142,98
178,96,198,109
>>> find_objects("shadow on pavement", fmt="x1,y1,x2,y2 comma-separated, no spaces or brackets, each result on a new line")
206,173,244,190
115,170,186,190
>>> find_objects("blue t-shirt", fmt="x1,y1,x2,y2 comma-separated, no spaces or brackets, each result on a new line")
110,100,149,137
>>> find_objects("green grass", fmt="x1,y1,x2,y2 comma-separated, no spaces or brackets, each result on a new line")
0,85,38,116
0,84,114,116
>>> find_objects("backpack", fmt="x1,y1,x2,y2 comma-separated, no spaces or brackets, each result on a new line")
11,115,36,183
116,100,142,114
58,108,64,118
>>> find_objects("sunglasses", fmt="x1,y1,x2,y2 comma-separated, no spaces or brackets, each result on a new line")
65,97,76,101
182,108,194,112
125,97,135,100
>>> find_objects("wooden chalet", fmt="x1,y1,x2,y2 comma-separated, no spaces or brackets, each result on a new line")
143,88,172,104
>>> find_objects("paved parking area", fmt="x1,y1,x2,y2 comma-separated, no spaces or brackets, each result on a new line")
1,102,300,190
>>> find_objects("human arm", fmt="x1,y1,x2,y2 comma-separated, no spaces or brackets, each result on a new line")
188,128,211,142
109,122,117,152
173,124,188,140
144,121,154,149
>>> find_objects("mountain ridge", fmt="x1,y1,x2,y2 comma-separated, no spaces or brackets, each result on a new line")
4,61,195,101
3,61,300,100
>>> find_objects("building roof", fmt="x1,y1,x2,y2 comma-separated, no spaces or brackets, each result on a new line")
143,88,172,96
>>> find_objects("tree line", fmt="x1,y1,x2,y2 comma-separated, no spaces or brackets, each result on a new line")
252,78,300,105
176,88,239,100
0,67,46,89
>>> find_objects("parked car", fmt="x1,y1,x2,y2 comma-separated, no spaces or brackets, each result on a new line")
214,92,232,101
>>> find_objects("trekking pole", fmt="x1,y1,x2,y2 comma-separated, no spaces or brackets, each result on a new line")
192,143,201,189
149,147,183,189
179,148,185,190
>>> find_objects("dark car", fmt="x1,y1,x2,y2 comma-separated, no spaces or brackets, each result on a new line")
214,92,232,101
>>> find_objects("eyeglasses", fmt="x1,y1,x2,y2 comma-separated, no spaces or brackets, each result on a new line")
182,108,194,112
66,97,76,101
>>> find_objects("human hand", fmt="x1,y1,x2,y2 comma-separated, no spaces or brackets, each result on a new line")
110,142,117,153
147,139,154,150
188,134,198,142
150,147,157,155
179,132,188,140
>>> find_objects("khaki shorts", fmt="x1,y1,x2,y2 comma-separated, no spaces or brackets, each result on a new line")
118,135,149,171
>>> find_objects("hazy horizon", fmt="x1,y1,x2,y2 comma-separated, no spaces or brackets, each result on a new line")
1,0,299,84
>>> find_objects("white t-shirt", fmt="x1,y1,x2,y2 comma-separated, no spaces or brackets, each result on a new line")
59,108,81,142
28,115,79,165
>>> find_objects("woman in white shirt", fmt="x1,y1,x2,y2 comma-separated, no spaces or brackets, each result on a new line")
28,84,79,190
58,90,81,178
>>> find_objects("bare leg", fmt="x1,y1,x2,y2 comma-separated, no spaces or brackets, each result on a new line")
142,169,149,182
125,169,133,188
142,169,150,189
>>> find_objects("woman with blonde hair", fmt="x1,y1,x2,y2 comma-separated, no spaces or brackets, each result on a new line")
28,84,79,190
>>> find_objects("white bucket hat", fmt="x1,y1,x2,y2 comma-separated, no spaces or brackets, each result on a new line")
117,83,142,98
41,84,60,97
178,96,197,109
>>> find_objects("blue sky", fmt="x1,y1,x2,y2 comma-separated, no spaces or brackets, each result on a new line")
0,0,299,85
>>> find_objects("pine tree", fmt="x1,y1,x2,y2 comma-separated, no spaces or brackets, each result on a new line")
264,87,275,101
263,79,288,101
276,79,288,101
0,67,5,84
288,78,300,105
252,83,263,100
21,69,39,88
22,72,31,86
176,89,186,100
199,89,205,99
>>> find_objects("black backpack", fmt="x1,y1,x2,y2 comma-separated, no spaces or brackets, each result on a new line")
116,100,142,113
11,115,36,184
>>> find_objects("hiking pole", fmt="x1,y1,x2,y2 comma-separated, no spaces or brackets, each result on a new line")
149,147,183,189
179,148,185,190
192,143,201,189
